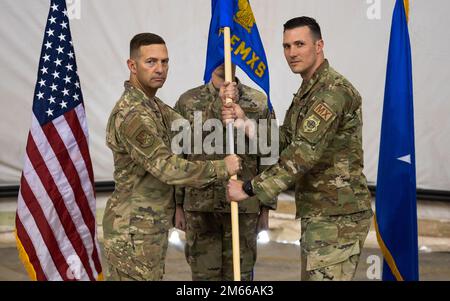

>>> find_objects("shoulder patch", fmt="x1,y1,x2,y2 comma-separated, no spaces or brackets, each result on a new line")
135,130,154,148
303,115,321,133
313,102,335,121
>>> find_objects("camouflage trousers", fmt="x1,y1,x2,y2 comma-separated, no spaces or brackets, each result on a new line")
300,209,373,281
184,211,258,281
103,228,169,281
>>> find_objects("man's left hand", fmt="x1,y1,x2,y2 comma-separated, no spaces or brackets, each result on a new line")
227,179,250,202
219,81,239,103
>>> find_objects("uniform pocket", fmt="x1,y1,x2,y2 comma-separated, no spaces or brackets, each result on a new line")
302,219,360,271
303,221,339,249
349,209,373,222
104,237,148,280
131,232,167,264
128,232,168,280
129,210,171,235
305,240,360,271
337,186,356,207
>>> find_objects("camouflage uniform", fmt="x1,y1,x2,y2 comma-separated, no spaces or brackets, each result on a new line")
103,81,230,281
251,60,373,281
174,80,276,280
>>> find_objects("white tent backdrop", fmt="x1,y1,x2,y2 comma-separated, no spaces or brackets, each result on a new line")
0,0,449,190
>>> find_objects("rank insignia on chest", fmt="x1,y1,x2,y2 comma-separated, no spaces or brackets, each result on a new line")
303,115,321,133
313,102,335,121
135,130,154,148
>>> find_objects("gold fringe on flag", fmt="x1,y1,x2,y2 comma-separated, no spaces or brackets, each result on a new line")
374,214,404,281
15,230,37,281
404,0,409,22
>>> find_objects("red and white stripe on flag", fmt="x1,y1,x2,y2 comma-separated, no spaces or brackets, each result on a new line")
15,0,102,280
16,105,103,281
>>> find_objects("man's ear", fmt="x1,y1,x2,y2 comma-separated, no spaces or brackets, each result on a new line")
127,59,137,74
316,39,324,54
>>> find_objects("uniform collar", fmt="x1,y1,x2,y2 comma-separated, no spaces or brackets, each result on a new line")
124,80,159,111
296,59,330,99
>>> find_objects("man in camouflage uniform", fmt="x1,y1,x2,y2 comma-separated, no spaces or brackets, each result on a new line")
103,33,241,281
173,63,276,280
226,17,373,281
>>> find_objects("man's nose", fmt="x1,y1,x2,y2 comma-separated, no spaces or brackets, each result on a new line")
155,62,163,73
288,47,298,59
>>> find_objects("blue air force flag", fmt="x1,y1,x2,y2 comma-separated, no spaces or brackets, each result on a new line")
204,0,272,111
375,0,419,281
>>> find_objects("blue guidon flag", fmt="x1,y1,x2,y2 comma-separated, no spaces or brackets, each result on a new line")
375,0,419,281
204,0,272,111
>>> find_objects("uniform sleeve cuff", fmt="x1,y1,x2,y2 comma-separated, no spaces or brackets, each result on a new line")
262,202,277,211
252,178,278,208
211,160,229,181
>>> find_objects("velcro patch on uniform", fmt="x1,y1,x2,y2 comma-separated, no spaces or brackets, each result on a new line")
313,102,335,121
303,115,321,133
135,130,154,148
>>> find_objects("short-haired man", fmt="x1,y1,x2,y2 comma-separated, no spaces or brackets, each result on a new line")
103,33,241,281
226,17,373,281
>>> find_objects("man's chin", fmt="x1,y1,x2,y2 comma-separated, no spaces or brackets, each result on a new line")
149,82,165,89
290,67,303,74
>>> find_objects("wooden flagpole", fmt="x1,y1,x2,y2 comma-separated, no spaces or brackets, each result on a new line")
223,26,241,281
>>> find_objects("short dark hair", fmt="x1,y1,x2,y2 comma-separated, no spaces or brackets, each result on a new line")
130,33,165,58
283,17,322,40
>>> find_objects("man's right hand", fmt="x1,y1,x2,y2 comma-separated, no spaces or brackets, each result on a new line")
257,207,269,233
224,154,242,176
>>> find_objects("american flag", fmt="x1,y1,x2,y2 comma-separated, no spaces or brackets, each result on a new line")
15,0,102,281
